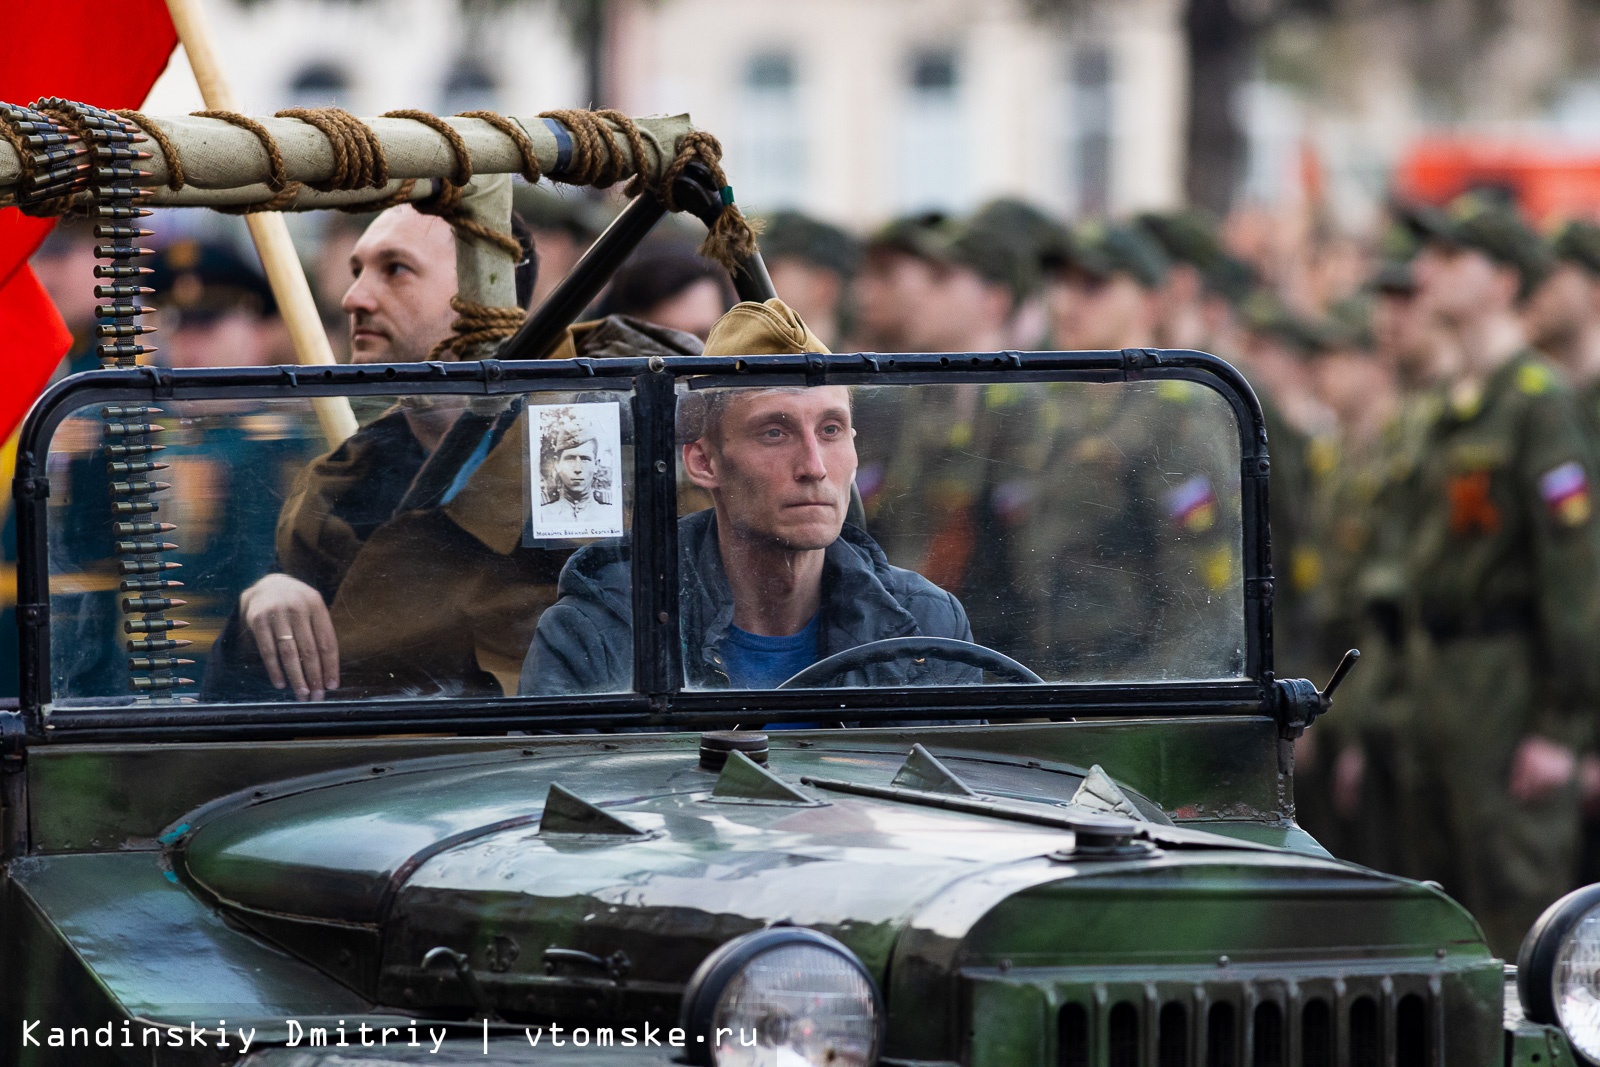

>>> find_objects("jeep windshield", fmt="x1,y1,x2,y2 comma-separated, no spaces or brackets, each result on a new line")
18,351,1268,739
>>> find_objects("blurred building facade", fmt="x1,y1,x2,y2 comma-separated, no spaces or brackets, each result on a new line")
142,0,1187,228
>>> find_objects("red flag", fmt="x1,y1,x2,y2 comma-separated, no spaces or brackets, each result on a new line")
0,0,178,441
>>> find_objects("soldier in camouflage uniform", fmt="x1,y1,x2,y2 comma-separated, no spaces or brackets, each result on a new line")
142,241,326,684
965,197,1067,349
1011,223,1244,681
860,213,1042,653
1398,202,1600,954
848,212,947,354
1237,292,1335,686
757,211,861,351
1526,220,1600,882
1137,209,1224,351
1229,293,1350,847
1139,216,1319,681
1529,220,1600,437
1305,298,1396,675
1294,291,1414,856
1318,262,1459,874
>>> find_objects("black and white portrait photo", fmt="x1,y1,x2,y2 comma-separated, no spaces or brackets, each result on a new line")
530,402,625,539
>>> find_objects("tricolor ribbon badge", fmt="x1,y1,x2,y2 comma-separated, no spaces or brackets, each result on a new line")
1539,460,1592,527
1164,475,1217,533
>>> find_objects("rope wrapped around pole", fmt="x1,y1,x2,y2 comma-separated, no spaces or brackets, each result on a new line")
0,106,756,268
0,103,760,358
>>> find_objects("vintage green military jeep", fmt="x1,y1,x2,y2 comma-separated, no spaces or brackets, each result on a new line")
3,102,1597,1067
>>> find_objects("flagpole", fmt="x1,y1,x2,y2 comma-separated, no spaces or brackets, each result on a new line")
163,0,358,447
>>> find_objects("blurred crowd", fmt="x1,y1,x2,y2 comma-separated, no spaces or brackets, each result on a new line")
15,180,1600,955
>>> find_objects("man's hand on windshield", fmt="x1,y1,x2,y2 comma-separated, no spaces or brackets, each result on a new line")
1508,734,1577,804
240,574,339,701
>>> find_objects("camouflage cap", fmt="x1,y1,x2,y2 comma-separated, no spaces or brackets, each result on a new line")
932,212,1042,301
148,239,276,322
1390,200,1454,247
1410,196,1552,299
1551,219,1600,277
1057,222,1171,290
1322,296,1375,352
1200,253,1257,307
1242,291,1327,356
1369,260,1418,296
757,210,861,278
863,211,1041,300
970,197,1072,272
1135,210,1223,269
864,211,948,258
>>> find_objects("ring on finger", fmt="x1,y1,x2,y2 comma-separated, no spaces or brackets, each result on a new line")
277,634,296,642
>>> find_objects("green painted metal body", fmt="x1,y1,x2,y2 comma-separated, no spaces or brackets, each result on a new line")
0,716,1529,1065
2,354,1563,1066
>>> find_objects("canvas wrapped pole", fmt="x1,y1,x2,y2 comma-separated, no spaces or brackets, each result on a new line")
0,113,695,208
455,175,516,311
0,108,696,351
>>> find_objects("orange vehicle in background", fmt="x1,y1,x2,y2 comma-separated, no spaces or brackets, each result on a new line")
1397,137,1600,222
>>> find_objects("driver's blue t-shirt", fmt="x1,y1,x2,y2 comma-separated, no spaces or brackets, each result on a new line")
721,614,821,691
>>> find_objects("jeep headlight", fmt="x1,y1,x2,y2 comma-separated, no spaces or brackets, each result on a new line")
682,928,882,1067
1518,884,1600,1062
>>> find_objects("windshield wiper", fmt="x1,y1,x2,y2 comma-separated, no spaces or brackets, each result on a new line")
797,771,1280,855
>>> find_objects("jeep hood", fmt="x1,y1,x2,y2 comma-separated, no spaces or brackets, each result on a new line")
173,731,1488,1041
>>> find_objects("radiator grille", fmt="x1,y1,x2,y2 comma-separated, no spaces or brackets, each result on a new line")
1053,974,1441,1067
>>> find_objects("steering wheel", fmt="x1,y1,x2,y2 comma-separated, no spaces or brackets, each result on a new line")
776,636,1045,689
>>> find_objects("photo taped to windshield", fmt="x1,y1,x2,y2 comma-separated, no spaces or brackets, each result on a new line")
531,402,625,541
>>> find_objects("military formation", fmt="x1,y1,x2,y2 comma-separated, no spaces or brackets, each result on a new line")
10,182,1600,956
595,190,1600,958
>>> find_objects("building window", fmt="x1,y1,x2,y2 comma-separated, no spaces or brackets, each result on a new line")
287,61,351,108
1067,43,1114,217
900,47,970,213
735,50,806,210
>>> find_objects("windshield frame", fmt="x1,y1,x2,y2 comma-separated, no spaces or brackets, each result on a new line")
12,348,1273,744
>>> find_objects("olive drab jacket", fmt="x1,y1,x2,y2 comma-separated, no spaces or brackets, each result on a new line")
1389,350,1600,955
1403,352,1600,748
200,317,703,701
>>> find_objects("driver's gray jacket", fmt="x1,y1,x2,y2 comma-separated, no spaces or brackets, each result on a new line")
521,508,978,694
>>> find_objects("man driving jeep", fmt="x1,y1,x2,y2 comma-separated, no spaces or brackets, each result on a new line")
521,299,977,694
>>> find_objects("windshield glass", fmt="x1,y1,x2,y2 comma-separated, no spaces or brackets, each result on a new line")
40,372,1245,710
663,380,1244,691
45,389,635,705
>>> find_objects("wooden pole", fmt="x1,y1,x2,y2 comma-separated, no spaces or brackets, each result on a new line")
163,0,358,447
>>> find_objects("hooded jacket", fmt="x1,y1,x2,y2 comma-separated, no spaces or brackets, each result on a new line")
521,508,978,695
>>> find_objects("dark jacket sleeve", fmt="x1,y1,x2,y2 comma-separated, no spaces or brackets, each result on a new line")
892,569,976,642
896,578,981,685
520,599,632,696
